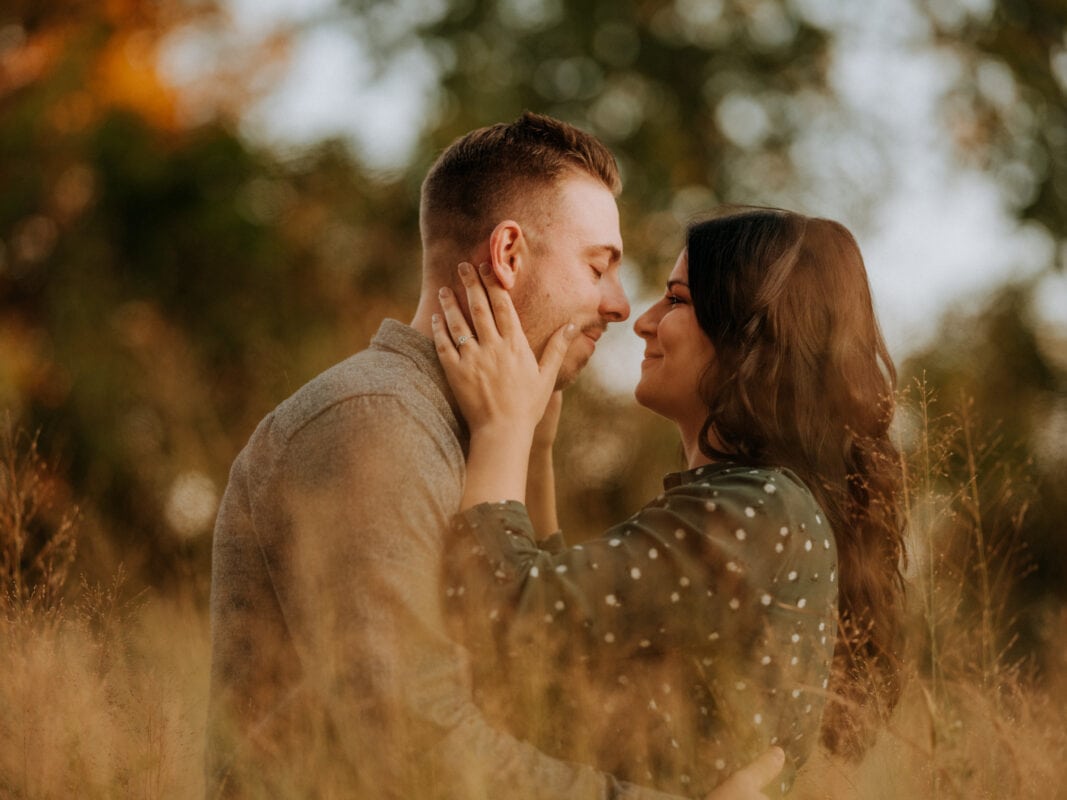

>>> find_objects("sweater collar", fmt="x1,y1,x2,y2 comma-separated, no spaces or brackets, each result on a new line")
370,318,469,445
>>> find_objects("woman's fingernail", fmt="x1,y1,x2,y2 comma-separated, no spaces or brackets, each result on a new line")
478,263,491,277
458,262,471,276
565,323,577,338
438,287,450,298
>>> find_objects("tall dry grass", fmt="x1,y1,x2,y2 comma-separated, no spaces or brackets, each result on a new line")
1,386,1065,798
0,420,208,799
793,381,1067,799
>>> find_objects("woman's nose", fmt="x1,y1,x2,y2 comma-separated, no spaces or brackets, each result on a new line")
633,305,656,339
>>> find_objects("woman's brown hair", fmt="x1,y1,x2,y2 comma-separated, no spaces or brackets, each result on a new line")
686,207,906,759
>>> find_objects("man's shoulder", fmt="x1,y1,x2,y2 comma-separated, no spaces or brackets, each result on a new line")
273,345,447,443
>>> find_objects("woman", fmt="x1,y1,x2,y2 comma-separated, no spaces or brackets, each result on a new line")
432,208,906,798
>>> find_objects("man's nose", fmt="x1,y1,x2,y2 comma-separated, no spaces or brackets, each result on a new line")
599,272,630,322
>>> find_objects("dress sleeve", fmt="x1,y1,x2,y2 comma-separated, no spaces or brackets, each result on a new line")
446,468,834,666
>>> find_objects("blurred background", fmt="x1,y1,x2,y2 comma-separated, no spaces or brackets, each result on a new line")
1,0,1066,791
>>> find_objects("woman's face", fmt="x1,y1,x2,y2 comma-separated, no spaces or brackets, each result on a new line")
633,250,717,431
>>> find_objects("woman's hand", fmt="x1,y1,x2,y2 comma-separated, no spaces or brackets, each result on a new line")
433,262,575,441
433,262,577,510
703,748,785,800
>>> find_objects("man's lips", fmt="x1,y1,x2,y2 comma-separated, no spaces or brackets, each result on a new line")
581,327,604,345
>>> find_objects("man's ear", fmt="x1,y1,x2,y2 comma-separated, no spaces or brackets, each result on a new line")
488,220,527,290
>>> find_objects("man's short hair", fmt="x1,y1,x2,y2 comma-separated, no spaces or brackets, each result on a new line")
420,111,621,255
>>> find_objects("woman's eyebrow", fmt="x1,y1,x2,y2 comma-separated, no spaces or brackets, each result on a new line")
667,280,690,290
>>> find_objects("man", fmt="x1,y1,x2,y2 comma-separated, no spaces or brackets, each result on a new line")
206,112,782,799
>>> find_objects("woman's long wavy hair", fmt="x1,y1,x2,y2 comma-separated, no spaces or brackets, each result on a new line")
686,207,906,759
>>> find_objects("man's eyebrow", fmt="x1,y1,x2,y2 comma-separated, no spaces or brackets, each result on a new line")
586,244,622,265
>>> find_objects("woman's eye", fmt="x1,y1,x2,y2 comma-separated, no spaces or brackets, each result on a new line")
666,294,682,306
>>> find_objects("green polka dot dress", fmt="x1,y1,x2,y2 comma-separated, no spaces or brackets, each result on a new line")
445,462,837,798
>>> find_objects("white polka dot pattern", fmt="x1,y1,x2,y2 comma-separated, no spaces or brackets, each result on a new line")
445,462,838,798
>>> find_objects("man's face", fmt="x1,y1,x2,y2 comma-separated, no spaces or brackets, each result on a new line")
512,174,630,388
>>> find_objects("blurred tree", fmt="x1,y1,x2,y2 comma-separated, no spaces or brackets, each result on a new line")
2,0,852,590
901,280,1067,673
921,0,1067,253
3,0,1063,653
344,0,839,277
333,0,854,539
902,0,1067,668
0,0,423,590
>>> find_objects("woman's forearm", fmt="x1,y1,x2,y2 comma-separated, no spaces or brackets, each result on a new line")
460,426,533,511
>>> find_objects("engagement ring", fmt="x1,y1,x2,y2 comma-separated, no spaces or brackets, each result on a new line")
456,334,471,346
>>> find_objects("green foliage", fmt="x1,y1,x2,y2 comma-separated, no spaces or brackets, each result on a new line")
0,0,842,585
920,0,1067,252
902,281,1067,670
1,2,1066,795
896,0,1067,676
0,1,1064,688
345,0,835,277
0,2,425,583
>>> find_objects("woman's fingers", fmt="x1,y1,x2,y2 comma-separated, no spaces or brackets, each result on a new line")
434,268,568,440
702,747,784,800
478,263,520,339
437,281,476,353
430,312,460,367
538,322,579,386
457,262,500,342
442,261,518,346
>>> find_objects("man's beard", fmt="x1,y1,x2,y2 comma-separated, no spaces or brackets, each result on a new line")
512,274,599,389
553,337,594,390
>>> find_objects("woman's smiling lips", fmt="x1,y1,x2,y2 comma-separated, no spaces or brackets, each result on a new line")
641,350,662,367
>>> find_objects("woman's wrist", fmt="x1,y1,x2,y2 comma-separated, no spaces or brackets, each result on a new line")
461,428,534,510
468,419,536,447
